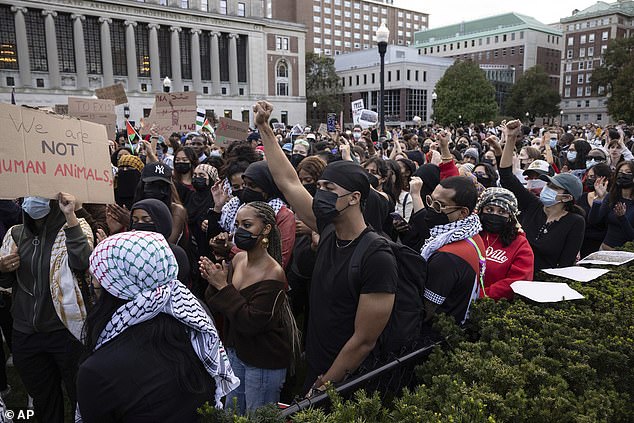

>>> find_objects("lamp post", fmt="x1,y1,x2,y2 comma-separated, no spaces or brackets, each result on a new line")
123,106,130,120
376,21,389,139
525,111,530,125
163,76,172,93
431,91,437,123
560,110,564,125
458,114,462,126
312,101,317,129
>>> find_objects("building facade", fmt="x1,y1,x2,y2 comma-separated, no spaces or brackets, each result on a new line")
335,45,453,126
0,0,307,130
268,0,428,56
559,1,634,125
413,13,563,112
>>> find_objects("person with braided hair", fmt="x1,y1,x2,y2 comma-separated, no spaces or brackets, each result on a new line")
200,201,299,415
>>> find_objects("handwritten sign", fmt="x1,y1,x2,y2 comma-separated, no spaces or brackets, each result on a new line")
68,97,116,139
351,99,364,125
318,123,329,137
95,83,128,105
145,92,197,136
215,117,249,147
0,104,114,204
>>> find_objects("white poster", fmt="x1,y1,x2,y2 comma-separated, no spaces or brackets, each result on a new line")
351,99,364,125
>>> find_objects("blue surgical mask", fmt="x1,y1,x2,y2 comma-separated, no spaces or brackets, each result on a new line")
567,151,577,162
550,139,558,149
539,186,560,207
210,150,222,158
22,196,51,220
167,147,174,155
586,159,598,169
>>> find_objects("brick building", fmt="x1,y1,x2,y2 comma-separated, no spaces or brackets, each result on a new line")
267,0,428,56
559,0,634,125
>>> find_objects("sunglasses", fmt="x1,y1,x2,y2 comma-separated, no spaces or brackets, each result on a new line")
425,195,464,214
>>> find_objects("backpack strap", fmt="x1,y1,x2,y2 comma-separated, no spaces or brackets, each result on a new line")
347,230,383,298
465,236,487,298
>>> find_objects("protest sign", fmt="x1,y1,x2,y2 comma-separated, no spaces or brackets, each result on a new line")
0,104,114,204
542,266,610,283
272,122,286,131
54,104,68,115
510,281,584,303
95,83,128,105
318,123,329,137
358,109,378,129
351,99,364,125
577,251,634,266
145,92,197,136
215,117,249,147
68,97,116,139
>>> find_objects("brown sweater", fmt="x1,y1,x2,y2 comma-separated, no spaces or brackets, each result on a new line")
206,280,291,369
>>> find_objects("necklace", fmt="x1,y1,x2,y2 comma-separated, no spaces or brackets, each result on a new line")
336,238,355,249
485,233,499,249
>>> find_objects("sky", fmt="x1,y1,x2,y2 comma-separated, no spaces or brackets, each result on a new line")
394,0,599,28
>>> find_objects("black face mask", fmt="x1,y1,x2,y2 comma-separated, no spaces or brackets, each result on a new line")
312,190,350,228
616,173,634,188
479,213,509,234
291,154,305,168
481,158,495,167
232,189,243,200
192,177,209,192
143,183,171,204
303,183,317,197
174,162,192,174
116,169,141,198
424,208,450,228
422,145,430,154
240,187,266,204
367,173,380,189
234,227,261,251
131,222,158,233
585,178,596,191
457,143,468,151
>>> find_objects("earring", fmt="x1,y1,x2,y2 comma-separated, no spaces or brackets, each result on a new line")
261,237,269,248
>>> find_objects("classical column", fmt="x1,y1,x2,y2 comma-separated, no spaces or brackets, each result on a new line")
228,33,239,96
170,26,182,92
99,18,114,86
190,29,202,94
71,14,89,90
42,10,60,89
11,7,31,87
210,31,221,95
124,21,138,92
148,23,161,93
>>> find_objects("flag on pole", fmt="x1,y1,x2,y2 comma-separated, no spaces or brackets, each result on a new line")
126,120,141,154
11,88,15,105
196,108,206,132
202,118,214,135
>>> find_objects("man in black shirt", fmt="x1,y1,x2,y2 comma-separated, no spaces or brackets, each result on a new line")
252,101,398,395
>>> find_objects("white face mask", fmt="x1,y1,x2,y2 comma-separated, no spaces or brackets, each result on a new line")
210,150,222,158
22,196,51,220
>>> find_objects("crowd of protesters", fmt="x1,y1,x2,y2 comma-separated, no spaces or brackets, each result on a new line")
1,99,634,421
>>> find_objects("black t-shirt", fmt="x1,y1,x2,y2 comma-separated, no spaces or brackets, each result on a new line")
306,225,398,375
363,189,391,236
77,316,215,423
499,167,585,271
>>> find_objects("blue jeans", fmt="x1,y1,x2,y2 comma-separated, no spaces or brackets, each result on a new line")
225,348,287,414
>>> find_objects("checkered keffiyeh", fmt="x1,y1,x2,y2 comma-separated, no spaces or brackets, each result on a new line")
89,231,239,406
475,187,519,216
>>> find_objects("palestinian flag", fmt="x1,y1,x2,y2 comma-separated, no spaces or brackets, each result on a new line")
196,108,206,132
202,118,214,135
126,120,140,153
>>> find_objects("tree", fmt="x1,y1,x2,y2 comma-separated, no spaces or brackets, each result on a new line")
504,65,561,121
305,53,343,127
433,60,498,125
592,36,634,123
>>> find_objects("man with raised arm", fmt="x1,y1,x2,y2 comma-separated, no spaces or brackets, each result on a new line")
252,101,397,394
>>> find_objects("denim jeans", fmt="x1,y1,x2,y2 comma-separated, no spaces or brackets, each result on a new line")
225,348,286,414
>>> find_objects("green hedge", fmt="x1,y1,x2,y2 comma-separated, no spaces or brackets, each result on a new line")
200,244,634,422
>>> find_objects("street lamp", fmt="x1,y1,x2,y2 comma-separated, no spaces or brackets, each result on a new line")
312,101,317,129
431,91,437,123
525,111,530,124
163,76,172,93
458,114,462,126
376,21,389,139
123,106,130,119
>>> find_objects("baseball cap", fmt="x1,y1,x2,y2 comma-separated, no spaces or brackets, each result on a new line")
141,162,173,184
522,160,550,176
306,133,316,140
282,143,293,152
539,173,583,200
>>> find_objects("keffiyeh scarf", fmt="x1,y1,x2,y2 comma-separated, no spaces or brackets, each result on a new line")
89,231,239,407
219,196,285,232
421,214,482,261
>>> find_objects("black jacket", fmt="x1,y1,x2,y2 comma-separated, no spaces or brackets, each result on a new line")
0,205,91,334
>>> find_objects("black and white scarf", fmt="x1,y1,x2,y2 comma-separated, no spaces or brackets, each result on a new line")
219,196,285,232
421,214,482,261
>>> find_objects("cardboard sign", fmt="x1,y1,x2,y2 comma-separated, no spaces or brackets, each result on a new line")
95,83,128,106
54,104,68,115
68,97,116,139
0,104,114,204
351,99,364,125
318,123,329,137
358,109,378,129
145,92,197,136
215,117,249,147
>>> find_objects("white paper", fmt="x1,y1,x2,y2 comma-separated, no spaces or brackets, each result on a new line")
542,266,610,283
510,281,585,303
577,251,634,266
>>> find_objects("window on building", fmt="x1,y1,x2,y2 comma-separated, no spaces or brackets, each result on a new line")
602,31,608,40
158,26,171,78
565,87,570,97
565,75,571,85
179,28,191,79
579,61,585,70
83,17,102,74
588,47,594,56
108,21,131,76
486,37,490,44
396,70,400,81
578,74,584,84
238,2,245,16
415,70,419,81
218,33,229,81
589,33,595,42
276,60,289,96
567,49,573,59
0,7,18,70
387,71,391,82
585,86,592,96
135,23,151,77
580,34,586,44
407,69,410,80
201,0,208,10
585,100,590,107
180,0,188,7
55,13,76,73
597,114,602,121
25,9,48,71
200,32,210,80
577,87,583,96
568,36,574,45
219,0,227,15
372,73,375,84
579,47,585,57
520,31,524,39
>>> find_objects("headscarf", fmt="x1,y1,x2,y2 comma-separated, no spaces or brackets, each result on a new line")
242,161,285,200
130,199,173,239
89,231,239,406
117,154,145,173
413,164,440,200
475,187,519,216
195,164,219,184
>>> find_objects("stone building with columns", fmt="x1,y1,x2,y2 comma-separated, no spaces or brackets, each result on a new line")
0,0,307,131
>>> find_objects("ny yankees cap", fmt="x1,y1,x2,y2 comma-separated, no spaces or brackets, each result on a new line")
141,162,173,184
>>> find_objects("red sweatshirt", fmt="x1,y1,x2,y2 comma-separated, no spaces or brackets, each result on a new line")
479,231,534,300
439,160,460,180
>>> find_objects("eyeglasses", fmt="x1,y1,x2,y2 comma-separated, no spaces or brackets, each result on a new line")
426,195,463,214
